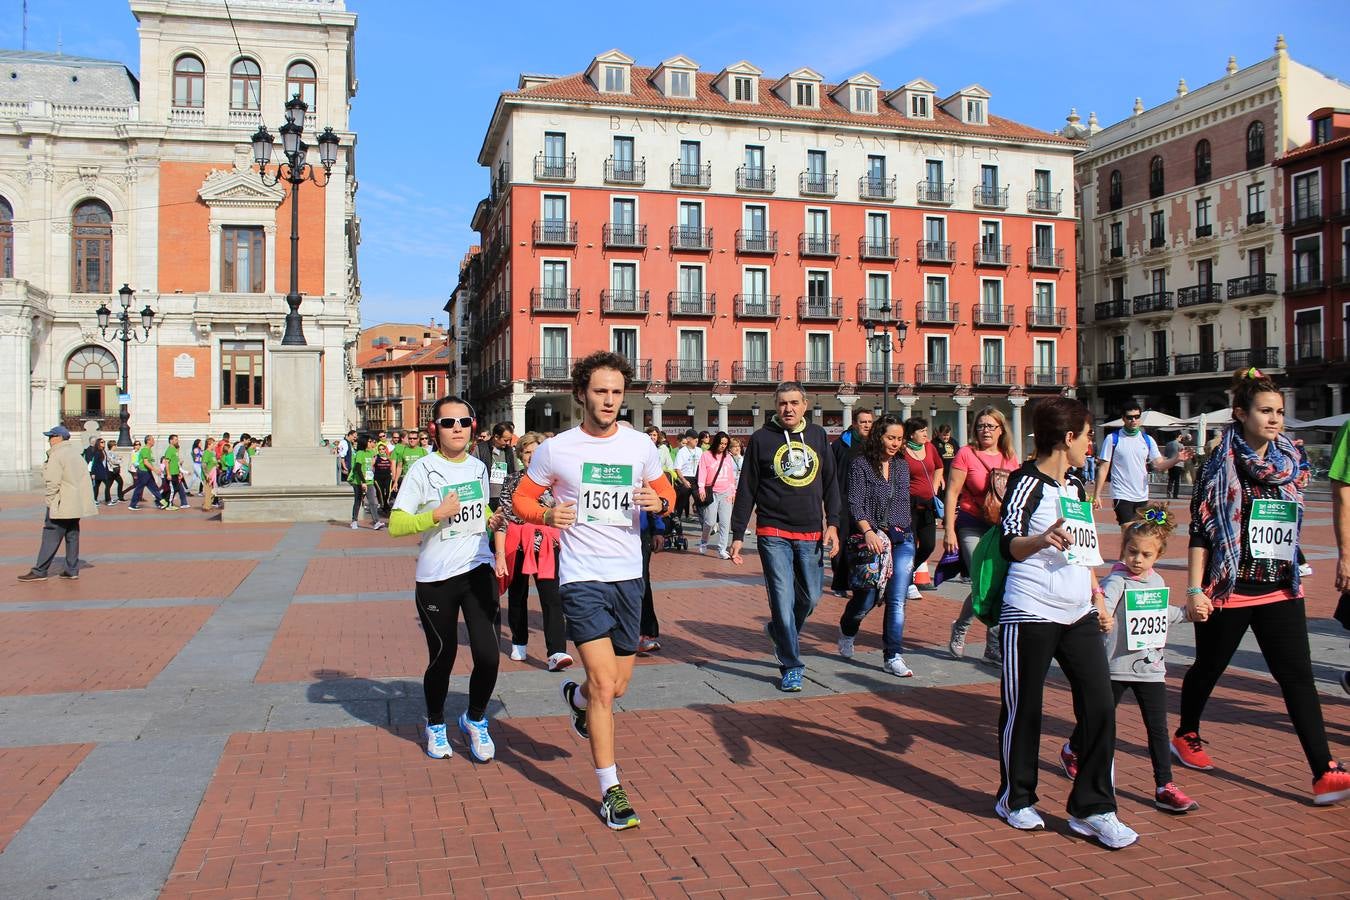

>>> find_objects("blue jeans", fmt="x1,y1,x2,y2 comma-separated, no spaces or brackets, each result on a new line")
129,469,163,507
839,529,916,660
757,535,824,674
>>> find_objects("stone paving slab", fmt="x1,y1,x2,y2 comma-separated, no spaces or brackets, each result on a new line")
0,743,93,853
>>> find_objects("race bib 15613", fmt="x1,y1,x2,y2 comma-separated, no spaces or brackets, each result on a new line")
1248,499,1297,562
1124,586,1169,651
439,481,487,540
1059,498,1104,567
580,462,634,526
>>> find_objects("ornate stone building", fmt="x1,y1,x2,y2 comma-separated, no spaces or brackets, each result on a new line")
0,0,359,489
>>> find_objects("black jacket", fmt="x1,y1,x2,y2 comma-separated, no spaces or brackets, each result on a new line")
473,440,518,475
730,417,839,543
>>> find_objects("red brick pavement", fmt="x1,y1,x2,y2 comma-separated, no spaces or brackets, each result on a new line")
0,607,216,695
0,530,286,558
0,743,94,852
0,559,256,603
162,672,1350,898
296,557,416,596
317,527,417,550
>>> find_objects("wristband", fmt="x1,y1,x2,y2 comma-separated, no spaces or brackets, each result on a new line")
1091,587,1105,597
1186,587,1204,596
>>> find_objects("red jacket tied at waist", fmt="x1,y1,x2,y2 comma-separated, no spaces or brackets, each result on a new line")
499,522,561,591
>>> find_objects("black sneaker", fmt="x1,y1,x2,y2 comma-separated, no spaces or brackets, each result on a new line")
599,784,640,831
17,571,46,582
59,571,79,580
560,680,589,740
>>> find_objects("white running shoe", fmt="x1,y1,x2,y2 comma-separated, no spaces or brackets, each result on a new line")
350,521,359,530
1068,812,1138,849
885,656,913,677
697,541,708,554
838,635,855,658
1299,563,1314,577
546,651,573,671
718,548,731,560
994,798,1045,831
458,712,495,762
373,521,386,531
906,583,921,601
510,644,527,661
425,723,452,759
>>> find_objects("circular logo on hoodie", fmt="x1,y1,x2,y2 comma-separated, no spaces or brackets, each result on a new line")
772,441,820,488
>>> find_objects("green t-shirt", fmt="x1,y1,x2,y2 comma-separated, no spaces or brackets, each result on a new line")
403,446,428,467
1329,422,1350,484
163,445,181,476
349,450,375,485
202,449,217,473
135,446,154,472
391,444,409,468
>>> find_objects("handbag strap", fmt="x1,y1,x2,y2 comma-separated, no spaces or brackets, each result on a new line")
704,453,727,491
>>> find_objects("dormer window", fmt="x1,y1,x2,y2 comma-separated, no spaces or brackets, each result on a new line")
670,70,692,98
940,85,991,125
603,65,626,93
854,87,874,113
796,82,815,107
965,98,985,123
587,50,635,94
1314,116,1332,144
911,94,929,118
734,75,754,102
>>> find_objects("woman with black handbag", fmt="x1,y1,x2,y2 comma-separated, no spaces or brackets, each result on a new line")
837,415,917,677
696,432,735,558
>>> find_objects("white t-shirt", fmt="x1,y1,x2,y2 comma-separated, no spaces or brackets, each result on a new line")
1101,430,1159,502
674,445,702,477
393,452,495,583
1002,480,1095,625
525,425,663,585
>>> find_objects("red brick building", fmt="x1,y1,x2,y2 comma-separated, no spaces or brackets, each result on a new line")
355,325,449,433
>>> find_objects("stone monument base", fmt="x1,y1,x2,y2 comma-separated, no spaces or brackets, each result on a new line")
215,481,353,522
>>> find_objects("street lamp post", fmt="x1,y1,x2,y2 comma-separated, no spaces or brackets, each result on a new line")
96,283,155,447
862,297,909,415
250,95,340,346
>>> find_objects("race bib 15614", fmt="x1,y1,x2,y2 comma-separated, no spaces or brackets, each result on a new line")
580,462,634,526
1059,498,1104,567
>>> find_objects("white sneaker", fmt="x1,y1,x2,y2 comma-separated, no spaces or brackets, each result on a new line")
994,798,1044,831
510,644,527,661
350,521,359,530
373,521,385,531
1299,563,1314,577
458,712,495,762
425,723,452,759
546,651,573,671
838,635,855,658
717,548,731,560
885,656,913,678
906,583,921,601
698,542,707,554
1068,811,1138,849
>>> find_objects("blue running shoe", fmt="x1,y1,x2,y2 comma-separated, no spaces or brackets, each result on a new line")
425,722,452,759
458,712,495,762
779,668,804,692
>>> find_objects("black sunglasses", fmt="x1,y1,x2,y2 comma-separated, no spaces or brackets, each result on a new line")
436,416,474,430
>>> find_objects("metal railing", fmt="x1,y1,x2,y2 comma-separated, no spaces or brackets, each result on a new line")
736,229,778,254
917,239,956,263
974,242,1011,266
670,162,712,188
1288,200,1322,227
857,298,897,321
1286,338,1345,366
1227,273,1276,298
600,289,650,315
667,291,716,316
1095,299,1130,320
971,365,1016,386
532,220,577,245
972,304,1014,327
1286,269,1325,293
915,364,961,385
799,171,838,196
1174,352,1220,375
602,223,647,248
915,301,959,325
859,175,897,201
529,288,580,312
1130,357,1169,378
1176,284,1222,307
797,296,843,320
628,359,654,383
1224,347,1279,369
1247,210,1267,226
855,363,904,385
733,294,780,318
1195,223,1213,238
1150,234,1166,249
732,360,783,384
534,154,576,181
669,225,713,251
666,359,719,382
736,166,775,192
1097,360,1126,381
604,158,645,185
1132,291,1174,315
795,362,846,384
1026,306,1067,329
916,180,954,204
798,233,839,256
1027,190,1063,214
528,357,575,382
1028,247,1064,269
973,185,1009,208
1025,366,1069,388
859,236,898,260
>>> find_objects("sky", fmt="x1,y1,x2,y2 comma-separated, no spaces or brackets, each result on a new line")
3,0,1349,329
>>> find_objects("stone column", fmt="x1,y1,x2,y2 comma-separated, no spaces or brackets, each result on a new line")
837,393,858,429
1177,392,1192,420
1281,387,1297,421
510,383,534,434
1332,383,1344,417
1008,394,1029,458
897,393,918,422
712,392,736,433
645,391,669,429
953,395,974,447
0,313,35,490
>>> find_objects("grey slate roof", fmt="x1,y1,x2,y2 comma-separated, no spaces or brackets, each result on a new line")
0,50,139,105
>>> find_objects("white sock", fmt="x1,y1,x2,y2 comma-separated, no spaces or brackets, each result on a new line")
572,685,588,709
596,764,619,794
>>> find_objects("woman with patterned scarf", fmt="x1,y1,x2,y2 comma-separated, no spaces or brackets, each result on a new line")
1175,368,1350,806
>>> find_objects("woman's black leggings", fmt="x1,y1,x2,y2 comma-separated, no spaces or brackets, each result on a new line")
1071,680,1173,788
374,470,393,511
507,545,566,654
415,564,500,724
1178,597,1332,777
910,501,937,576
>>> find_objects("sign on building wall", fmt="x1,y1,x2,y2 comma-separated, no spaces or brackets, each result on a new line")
173,353,196,379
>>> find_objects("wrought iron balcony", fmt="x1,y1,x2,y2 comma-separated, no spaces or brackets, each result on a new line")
602,223,647,249
1286,269,1325,293
530,288,580,313
666,359,719,382
797,296,843,320
534,153,575,181
528,357,575,383
732,360,783,384
915,301,959,325
604,158,645,185
855,363,904,386
1195,223,1213,238
1246,210,1267,226
917,239,957,263
736,166,775,192
973,185,1010,209
532,220,577,246
859,175,897,201
1176,284,1222,308
972,304,1014,327
736,229,778,254
1097,360,1126,381
667,291,715,317
915,364,960,386
1287,200,1322,229
971,365,1016,386
1095,299,1130,321
1109,246,1124,258
795,362,846,385
1025,366,1069,389
916,180,954,204
492,161,511,196
627,358,654,383
670,162,712,189
1150,234,1166,249
669,225,713,251
974,242,1011,266
1287,338,1345,366
1226,273,1277,299
1026,306,1067,329
1028,247,1065,270
1174,352,1220,375
1130,357,1169,378
1027,190,1063,214
600,289,650,315
1224,347,1279,369
857,298,897,322
859,236,898,260
798,233,839,257
734,294,780,318
798,171,838,197
1132,291,1174,315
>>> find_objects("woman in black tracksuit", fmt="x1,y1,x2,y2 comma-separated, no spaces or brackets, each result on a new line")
994,396,1135,849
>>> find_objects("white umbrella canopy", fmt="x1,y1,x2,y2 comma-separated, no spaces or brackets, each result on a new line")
1101,410,1187,429
1291,412,1350,429
1178,408,1234,427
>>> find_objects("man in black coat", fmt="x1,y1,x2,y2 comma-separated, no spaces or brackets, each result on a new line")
829,409,874,595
